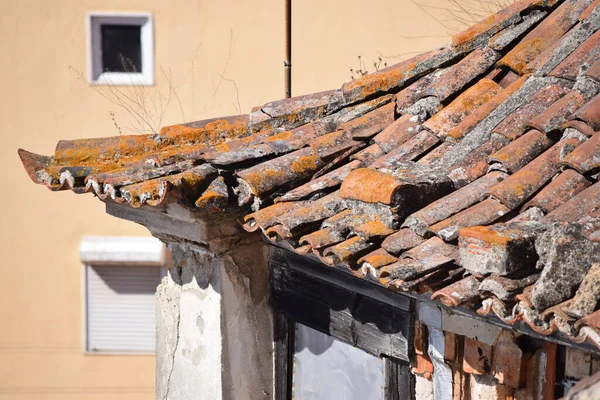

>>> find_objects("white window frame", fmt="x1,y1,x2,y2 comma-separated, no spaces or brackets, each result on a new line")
80,236,167,355
87,12,154,86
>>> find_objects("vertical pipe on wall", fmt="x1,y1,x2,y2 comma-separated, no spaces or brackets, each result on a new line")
284,0,292,98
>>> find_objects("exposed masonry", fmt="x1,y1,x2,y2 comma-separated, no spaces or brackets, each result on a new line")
20,0,600,350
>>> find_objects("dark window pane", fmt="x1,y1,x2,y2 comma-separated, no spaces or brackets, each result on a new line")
101,25,142,73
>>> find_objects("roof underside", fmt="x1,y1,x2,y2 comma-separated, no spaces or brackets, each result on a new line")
20,0,600,347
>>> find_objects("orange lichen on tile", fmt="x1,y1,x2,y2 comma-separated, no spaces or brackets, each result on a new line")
237,147,324,197
357,248,397,269
339,168,401,204
425,79,501,139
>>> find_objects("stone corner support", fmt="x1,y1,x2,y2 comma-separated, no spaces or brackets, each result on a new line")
156,237,273,400
105,202,274,400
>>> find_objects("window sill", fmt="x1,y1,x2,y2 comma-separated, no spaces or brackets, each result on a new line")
84,351,155,356
91,72,154,86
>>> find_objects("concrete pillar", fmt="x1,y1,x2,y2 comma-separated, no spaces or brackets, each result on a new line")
156,239,273,400
105,203,273,400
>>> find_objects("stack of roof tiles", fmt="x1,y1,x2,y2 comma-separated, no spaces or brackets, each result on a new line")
20,0,600,348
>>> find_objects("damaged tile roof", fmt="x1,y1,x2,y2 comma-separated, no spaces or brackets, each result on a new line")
20,0,600,348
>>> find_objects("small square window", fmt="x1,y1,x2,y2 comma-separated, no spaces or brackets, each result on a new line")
88,13,154,85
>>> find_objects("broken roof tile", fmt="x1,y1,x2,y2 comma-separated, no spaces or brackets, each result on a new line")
423,79,502,139
459,222,545,276
497,0,593,74
403,171,507,236
488,129,555,173
479,273,539,301
522,168,592,213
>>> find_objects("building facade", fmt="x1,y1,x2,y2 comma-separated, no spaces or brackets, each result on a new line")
1,0,455,398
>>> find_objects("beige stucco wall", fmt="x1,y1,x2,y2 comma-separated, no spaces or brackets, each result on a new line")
0,0,494,398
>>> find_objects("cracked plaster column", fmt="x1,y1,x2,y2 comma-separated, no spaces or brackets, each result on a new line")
106,202,274,400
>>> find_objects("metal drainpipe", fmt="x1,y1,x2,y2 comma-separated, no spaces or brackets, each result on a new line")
284,0,292,98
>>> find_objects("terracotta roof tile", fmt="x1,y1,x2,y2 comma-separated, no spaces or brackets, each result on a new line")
370,130,440,169
492,83,571,140
403,171,507,236
542,180,600,223
447,135,509,187
20,0,600,350
522,168,592,213
428,198,511,241
373,113,421,153
550,29,600,80
423,79,502,139
487,137,584,209
443,75,529,143
573,94,600,131
562,131,600,174
432,275,481,308
396,47,500,110
381,228,426,255
341,46,459,104
488,129,555,173
497,0,593,74
248,89,344,133
453,0,548,51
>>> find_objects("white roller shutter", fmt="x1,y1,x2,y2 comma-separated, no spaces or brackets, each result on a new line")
86,264,161,352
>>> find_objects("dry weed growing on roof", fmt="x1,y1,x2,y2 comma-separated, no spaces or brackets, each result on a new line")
69,61,184,135
412,0,515,34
